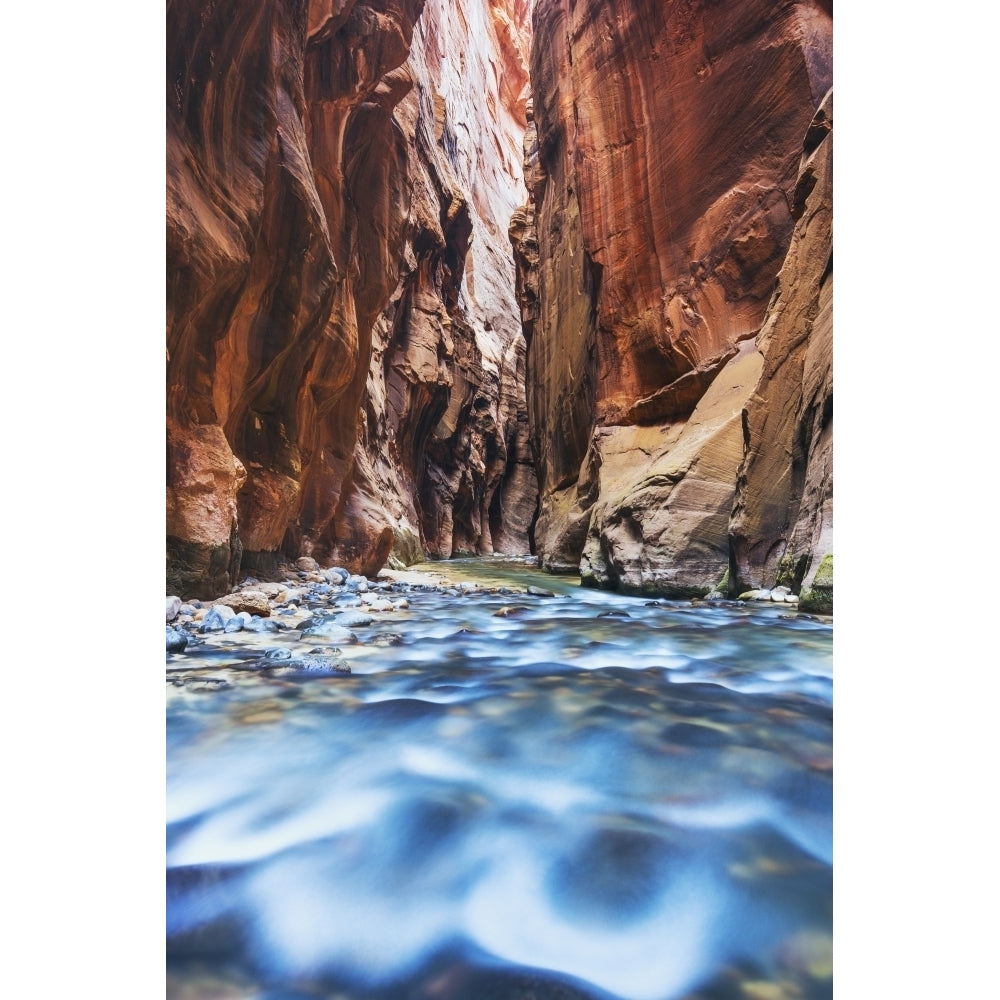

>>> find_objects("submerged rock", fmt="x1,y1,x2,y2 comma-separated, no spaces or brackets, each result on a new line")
333,611,374,628
299,620,357,644
262,655,351,678
166,627,188,654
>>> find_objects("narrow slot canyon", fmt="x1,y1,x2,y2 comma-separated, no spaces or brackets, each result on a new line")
166,4,834,999
167,0,833,613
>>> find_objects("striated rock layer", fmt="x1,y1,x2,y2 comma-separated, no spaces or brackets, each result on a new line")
167,0,535,597
730,92,833,608
513,0,832,596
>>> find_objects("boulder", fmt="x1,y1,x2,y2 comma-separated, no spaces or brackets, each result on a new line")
216,590,271,617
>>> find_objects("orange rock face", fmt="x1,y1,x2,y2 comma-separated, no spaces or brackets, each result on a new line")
166,0,535,596
729,91,833,601
336,0,537,566
515,0,832,590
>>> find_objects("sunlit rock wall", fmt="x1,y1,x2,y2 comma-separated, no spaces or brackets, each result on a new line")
514,0,832,592
729,92,833,607
166,0,535,597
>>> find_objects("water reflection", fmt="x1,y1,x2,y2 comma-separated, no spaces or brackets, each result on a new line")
167,559,832,999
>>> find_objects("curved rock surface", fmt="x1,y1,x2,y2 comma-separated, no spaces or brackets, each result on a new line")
514,0,832,594
340,0,537,566
167,0,535,597
729,91,833,605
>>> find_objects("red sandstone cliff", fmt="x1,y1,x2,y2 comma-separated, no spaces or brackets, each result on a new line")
167,0,535,597
730,92,833,610
512,0,833,597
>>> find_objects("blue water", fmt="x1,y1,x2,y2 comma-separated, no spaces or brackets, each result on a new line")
167,559,832,999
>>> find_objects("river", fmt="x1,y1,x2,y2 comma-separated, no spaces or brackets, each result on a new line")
167,558,832,1000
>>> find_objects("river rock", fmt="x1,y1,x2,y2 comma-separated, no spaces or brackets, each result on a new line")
323,569,346,586
216,591,271,617
296,557,319,573
527,586,555,597
362,598,395,613
300,621,357,644
263,656,351,678
345,575,369,593
333,595,363,609
223,617,245,633
166,596,182,622
736,587,771,601
333,611,374,628
200,605,236,631
244,617,280,633
166,627,188,654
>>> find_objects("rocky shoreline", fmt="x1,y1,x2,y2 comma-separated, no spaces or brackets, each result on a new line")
166,555,832,666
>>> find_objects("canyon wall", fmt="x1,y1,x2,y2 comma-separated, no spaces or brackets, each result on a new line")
513,0,833,599
167,0,535,597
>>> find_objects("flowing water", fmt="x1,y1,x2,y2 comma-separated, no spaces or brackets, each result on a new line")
167,558,832,1000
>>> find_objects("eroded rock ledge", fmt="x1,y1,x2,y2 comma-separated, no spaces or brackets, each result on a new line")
167,0,536,598
512,0,833,604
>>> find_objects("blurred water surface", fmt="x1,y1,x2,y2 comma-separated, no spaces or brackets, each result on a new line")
167,559,832,1000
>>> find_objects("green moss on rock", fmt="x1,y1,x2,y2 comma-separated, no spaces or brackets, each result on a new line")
812,553,833,589
799,587,833,614
776,553,809,591
799,553,832,614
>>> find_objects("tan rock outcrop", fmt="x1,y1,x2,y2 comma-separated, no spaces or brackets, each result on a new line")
580,340,763,596
729,91,833,604
516,0,832,588
167,0,536,595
